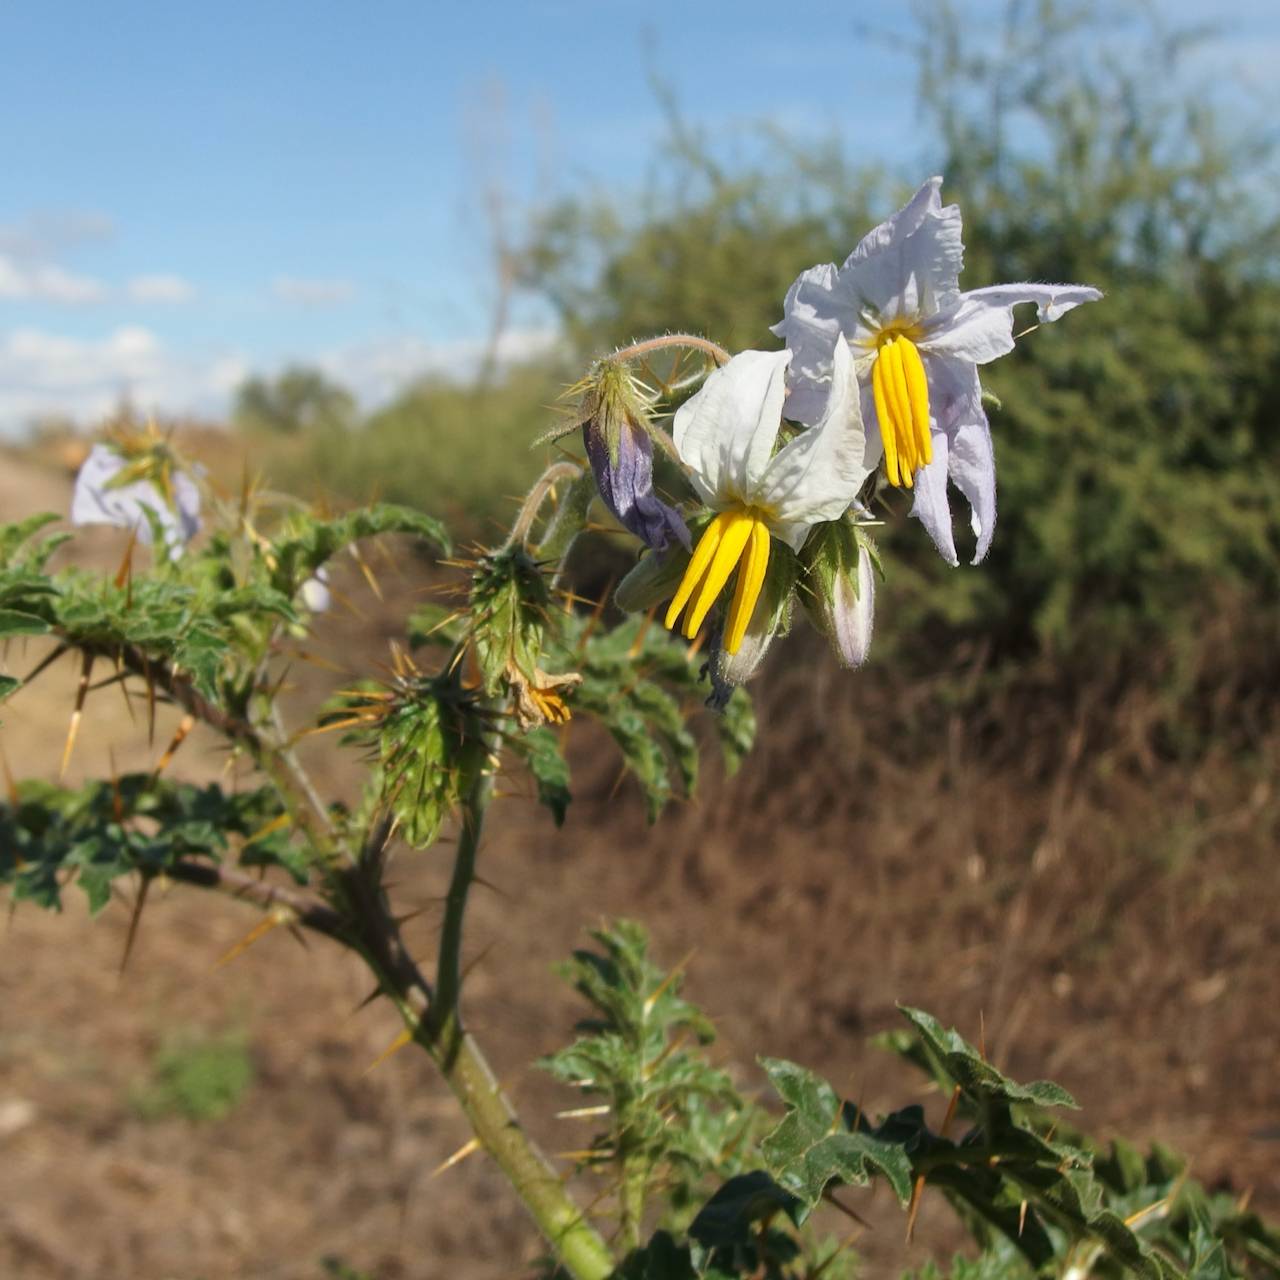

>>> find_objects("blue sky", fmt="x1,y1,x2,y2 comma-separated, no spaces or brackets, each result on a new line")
1,0,1276,433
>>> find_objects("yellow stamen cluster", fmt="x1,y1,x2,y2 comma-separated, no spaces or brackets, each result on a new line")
664,507,771,654
528,687,572,725
871,334,933,488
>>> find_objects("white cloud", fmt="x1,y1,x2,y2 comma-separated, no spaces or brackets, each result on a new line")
0,211,115,263
0,322,560,437
271,276,357,308
0,254,107,304
126,274,196,304
0,326,245,434
314,328,561,405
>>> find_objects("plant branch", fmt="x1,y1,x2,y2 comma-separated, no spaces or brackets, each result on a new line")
166,859,345,939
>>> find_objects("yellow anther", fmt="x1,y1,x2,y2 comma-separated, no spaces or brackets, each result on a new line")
664,511,726,630
872,335,933,488
899,337,933,467
724,519,771,654
871,355,900,486
665,507,772,654
684,509,754,638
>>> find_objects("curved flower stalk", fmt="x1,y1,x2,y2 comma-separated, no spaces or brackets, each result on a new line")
70,436,201,559
663,340,872,656
773,177,1101,564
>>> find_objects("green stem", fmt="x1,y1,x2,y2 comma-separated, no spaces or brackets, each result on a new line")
619,1150,648,1253
428,745,496,1058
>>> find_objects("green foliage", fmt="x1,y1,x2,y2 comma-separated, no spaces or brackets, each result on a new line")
0,776,292,913
252,363,568,530
234,365,356,436
541,922,755,1236
130,1027,254,1123
264,502,450,600
758,1057,914,1215
515,610,758,823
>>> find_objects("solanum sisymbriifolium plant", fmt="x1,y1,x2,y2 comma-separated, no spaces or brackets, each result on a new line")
3,182,1274,1280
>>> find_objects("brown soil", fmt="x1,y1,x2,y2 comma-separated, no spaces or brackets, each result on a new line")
1,447,1277,1279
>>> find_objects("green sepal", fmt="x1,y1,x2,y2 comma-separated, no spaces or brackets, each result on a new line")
468,545,553,696
614,547,690,614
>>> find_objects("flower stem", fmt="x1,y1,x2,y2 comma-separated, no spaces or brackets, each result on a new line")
611,333,731,366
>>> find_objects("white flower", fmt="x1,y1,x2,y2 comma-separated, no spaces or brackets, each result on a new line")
773,177,1101,565
664,340,872,654
70,441,201,559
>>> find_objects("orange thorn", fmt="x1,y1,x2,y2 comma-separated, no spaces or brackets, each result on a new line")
113,525,139,590
940,1084,962,1138
349,546,384,601
431,1137,482,1178
0,742,18,806
363,1027,414,1076
119,874,151,976
244,811,291,846
214,908,289,969
152,713,196,779
59,651,95,781
905,1173,926,1242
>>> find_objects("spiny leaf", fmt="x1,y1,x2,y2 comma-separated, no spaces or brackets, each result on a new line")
759,1057,914,1217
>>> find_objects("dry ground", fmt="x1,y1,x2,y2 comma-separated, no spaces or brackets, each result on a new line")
1,448,1277,1279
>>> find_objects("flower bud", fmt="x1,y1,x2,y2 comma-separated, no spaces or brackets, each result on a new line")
800,518,878,668
300,568,331,613
576,359,689,553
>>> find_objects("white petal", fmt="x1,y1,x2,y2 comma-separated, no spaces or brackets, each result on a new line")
924,283,1103,365
948,415,997,564
757,341,869,542
673,349,791,502
908,439,959,567
841,177,964,320
771,262,849,424
922,353,983,433
782,380,832,428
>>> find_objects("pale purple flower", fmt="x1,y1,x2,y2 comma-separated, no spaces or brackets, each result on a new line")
70,442,201,559
773,177,1101,565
